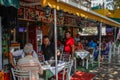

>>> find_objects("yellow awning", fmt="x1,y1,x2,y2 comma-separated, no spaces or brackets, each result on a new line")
40,0,120,27
113,10,120,18
93,9,114,17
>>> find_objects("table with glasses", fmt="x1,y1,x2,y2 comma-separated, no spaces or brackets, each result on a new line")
41,60,65,80
75,50,90,69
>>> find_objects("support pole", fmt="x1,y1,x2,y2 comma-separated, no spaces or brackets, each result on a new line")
54,9,58,80
98,22,102,67
0,17,2,70
114,27,117,42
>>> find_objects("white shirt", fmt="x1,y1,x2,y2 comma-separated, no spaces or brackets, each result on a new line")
12,49,38,59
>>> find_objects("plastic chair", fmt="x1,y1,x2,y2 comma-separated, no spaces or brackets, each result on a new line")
65,60,73,80
59,53,71,62
53,60,73,80
87,48,94,67
11,68,32,80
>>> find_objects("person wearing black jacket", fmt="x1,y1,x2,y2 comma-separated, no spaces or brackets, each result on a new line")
41,36,55,60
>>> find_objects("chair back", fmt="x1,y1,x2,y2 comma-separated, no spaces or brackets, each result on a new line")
65,60,73,80
60,53,71,62
11,68,32,80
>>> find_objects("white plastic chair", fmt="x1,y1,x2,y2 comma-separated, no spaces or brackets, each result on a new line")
65,60,73,80
11,68,32,80
53,60,73,80
60,53,71,62
87,48,94,67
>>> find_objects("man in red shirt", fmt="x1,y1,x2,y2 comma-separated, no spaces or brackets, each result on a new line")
64,31,75,59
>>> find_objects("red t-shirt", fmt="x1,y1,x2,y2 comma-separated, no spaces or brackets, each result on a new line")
64,37,74,53
75,44,84,50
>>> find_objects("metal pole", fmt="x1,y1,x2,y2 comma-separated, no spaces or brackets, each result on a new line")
0,17,2,70
54,9,58,80
113,27,117,56
114,27,117,42
98,22,102,67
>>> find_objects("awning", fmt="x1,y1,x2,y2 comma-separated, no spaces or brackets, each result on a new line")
93,9,114,18
40,0,120,27
112,10,120,19
0,0,20,9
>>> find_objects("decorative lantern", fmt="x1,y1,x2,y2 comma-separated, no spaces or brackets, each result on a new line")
58,10,64,19
44,5,51,18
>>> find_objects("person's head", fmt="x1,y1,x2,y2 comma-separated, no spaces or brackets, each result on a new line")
77,41,82,46
76,34,80,38
24,43,33,56
43,35,50,46
65,31,71,39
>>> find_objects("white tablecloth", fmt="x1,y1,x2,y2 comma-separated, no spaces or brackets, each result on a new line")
75,50,89,59
42,61,65,75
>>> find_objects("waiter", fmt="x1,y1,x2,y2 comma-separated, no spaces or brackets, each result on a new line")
64,31,75,59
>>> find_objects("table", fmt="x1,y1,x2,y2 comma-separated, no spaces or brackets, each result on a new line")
42,61,65,80
75,50,90,69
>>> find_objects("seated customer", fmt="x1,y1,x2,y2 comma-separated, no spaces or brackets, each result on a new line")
17,43,43,80
9,43,38,68
75,40,84,51
41,36,55,60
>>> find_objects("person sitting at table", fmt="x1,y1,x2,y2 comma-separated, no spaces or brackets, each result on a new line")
17,43,43,80
87,40,98,60
41,35,55,60
101,39,107,61
9,43,38,68
75,40,84,51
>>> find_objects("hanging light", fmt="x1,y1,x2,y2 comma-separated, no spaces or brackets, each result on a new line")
44,5,51,18
58,10,64,19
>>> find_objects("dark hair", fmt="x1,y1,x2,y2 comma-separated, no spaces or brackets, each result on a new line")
77,40,81,43
65,31,71,34
43,35,49,39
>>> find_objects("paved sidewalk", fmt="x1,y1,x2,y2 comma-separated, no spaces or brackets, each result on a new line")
90,54,120,80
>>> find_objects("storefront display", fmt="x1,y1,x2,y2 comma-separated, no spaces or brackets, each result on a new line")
2,29,10,72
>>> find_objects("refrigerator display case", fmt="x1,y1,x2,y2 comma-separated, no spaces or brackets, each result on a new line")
36,29,42,52
28,26,42,52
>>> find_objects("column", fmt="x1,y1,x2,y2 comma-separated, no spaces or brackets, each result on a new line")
0,17,2,69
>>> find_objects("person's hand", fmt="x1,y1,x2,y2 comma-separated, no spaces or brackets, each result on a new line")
12,63,17,69
57,49,60,56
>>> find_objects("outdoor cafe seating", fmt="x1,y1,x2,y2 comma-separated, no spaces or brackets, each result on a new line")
75,50,90,69
42,60,73,80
